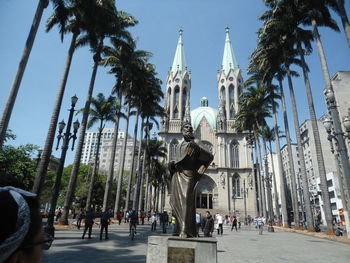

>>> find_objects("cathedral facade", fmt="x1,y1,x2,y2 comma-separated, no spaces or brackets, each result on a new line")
159,28,257,217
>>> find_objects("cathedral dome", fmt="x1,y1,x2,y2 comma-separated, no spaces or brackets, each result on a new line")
191,97,218,130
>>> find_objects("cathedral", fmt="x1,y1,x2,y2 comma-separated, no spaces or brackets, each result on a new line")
159,28,256,218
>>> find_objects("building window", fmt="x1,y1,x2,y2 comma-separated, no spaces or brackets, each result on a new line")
327,179,333,188
220,86,225,106
230,140,239,168
232,174,241,197
170,139,178,161
229,84,235,119
173,86,180,119
182,88,187,117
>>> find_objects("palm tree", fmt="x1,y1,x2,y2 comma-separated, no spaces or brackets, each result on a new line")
101,38,152,214
0,0,52,148
256,1,315,230
144,139,167,210
335,0,350,47
83,93,118,210
261,125,281,223
33,0,101,197
114,103,132,213
60,2,135,225
235,83,272,218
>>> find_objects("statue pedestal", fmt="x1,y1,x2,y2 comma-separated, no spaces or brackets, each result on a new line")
146,236,217,263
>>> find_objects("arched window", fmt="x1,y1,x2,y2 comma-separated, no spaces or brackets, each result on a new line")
229,84,235,119
182,87,187,117
232,173,241,197
230,140,239,168
170,139,178,161
220,86,226,106
173,86,180,119
167,88,171,115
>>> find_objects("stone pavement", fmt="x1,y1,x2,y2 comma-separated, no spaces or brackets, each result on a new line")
42,222,350,263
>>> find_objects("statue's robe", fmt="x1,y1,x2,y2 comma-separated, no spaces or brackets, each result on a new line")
169,139,213,237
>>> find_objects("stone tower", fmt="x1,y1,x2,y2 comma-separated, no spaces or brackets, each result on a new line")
216,27,244,133
161,29,191,133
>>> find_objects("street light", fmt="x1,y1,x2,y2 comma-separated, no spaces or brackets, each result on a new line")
241,179,248,225
46,95,80,238
322,87,350,238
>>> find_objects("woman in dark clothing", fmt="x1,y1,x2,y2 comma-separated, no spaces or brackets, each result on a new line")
203,211,214,237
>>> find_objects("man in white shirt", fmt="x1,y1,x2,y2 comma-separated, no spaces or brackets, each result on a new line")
216,213,223,235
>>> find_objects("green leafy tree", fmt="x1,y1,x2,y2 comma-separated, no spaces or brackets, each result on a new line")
0,144,38,190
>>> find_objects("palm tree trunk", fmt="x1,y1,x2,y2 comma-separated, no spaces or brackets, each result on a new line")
132,118,145,211
257,138,267,218
138,157,146,211
248,133,259,217
278,79,300,229
268,140,281,224
160,183,165,212
86,121,104,210
33,32,78,197
139,121,150,211
337,0,350,47
297,38,334,234
262,138,274,221
286,65,314,231
60,46,102,225
254,140,263,216
104,92,122,215
272,106,289,227
0,0,49,148
114,104,131,213
155,186,160,212
124,110,139,212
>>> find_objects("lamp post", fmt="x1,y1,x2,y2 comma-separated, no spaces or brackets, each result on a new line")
45,95,79,238
264,171,275,232
322,110,350,238
241,179,248,225
232,192,236,216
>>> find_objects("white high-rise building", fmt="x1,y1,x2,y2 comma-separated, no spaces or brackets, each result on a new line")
81,128,125,165
81,128,138,174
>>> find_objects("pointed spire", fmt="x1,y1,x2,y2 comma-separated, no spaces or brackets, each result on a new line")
171,28,187,74
221,26,238,75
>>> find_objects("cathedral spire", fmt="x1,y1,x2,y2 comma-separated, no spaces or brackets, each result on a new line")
171,28,187,74
221,27,238,75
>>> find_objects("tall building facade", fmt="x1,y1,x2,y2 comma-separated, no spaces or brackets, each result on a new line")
159,28,255,216
81,129,137,174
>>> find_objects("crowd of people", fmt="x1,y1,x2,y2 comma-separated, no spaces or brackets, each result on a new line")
0,184,273,263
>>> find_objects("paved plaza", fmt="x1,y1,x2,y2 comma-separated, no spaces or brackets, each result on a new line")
42,222,350,263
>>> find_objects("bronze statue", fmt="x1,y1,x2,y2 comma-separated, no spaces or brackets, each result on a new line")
169,122,213,238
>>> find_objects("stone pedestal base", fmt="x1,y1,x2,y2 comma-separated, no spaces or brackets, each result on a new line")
146,236,217,263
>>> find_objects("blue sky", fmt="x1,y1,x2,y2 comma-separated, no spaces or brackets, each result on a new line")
0,0,349,164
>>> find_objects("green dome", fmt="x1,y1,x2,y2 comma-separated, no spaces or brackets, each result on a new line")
191,99,218,130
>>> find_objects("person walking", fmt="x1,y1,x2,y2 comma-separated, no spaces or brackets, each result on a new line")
160,211,169,233
196,213,201,237
231,216,238,231
151,212,157,231
257,216,264,235
100,209,111,240
140,210,146,225
170,215,176,235
203,211,214,237
76,209,85,230
82,209,94,239
117,211,122,225
216,213,223,235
